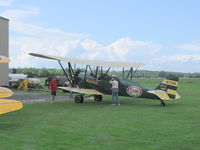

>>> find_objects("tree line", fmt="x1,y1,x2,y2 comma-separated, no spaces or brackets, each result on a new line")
10,68,200,78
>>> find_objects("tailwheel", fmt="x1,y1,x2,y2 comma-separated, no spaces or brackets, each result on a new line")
74,95,84,103
161,100,166,106
94,95,102,102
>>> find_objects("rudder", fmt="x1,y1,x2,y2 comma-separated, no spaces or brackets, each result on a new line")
156,75,179,99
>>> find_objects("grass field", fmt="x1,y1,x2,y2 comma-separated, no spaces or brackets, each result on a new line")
0,78,200,150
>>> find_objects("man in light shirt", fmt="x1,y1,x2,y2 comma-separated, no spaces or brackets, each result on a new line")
109,77,120,105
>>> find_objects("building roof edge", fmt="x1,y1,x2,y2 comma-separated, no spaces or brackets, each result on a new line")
0,16,9,21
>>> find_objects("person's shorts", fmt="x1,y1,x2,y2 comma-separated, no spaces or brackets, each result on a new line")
51,92,56,96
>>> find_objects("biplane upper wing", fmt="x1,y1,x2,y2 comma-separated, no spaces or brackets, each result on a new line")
0,55,10,63
58,86,104,95
29,53,144,68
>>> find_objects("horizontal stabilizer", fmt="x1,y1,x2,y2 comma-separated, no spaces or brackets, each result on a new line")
148,90,180,100
0,99,23,114
58,87,104,95
29,53,144,68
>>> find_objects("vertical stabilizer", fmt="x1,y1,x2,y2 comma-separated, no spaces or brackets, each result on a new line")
156,75,180,99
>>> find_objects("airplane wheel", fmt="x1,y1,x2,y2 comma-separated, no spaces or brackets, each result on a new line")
62,90,67,93
74,95,83,103
94,95,102,102
161,101,166,106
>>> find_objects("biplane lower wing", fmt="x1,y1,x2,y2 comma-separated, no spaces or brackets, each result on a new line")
58,87,104,95
0,99,23,114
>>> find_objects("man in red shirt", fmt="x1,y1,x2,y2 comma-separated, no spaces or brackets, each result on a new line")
49,78,58,103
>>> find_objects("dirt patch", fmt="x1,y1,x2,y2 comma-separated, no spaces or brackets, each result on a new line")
9,90,71,103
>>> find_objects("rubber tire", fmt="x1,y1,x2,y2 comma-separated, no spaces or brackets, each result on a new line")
161,101,166,106
63,90,67,93
74,95,84,103
94,95,102,102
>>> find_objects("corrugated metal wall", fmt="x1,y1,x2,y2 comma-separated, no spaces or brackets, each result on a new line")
0,16,9,86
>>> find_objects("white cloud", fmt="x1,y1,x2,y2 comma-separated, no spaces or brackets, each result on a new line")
0,0,13,6
0,8,87,38
81,40,101,51
1,7,39,20
108,38,162,57
0,4,89,68
169,54,200,63
1,1,200,72
155,55,200,65
152,54,200,72
1,3,164,69
75,37,163,64
9,36,162,67
175,40,200,51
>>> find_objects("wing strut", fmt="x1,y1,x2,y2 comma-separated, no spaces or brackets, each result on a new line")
132,67,138,79
105,67,110,75
127,67,133,79
123,68,125,77
82,65,88,87
95,66,99,78
58,61,73,87
68,62,75,83
124,67,139,80
100,67,103,75
88,65,94,75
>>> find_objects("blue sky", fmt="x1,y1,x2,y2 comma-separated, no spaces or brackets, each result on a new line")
0,0,200,72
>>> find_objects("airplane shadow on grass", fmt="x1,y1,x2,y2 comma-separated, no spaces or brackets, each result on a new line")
0,122,21,131
67,97,183,108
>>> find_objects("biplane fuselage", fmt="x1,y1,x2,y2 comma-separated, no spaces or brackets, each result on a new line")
76,72,158,99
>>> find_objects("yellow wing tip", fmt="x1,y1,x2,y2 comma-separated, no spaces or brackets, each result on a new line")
0,87,14,98
0,55,10,63
0,99,23,114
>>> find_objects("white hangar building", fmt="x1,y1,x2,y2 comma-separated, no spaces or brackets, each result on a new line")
0,16,9,86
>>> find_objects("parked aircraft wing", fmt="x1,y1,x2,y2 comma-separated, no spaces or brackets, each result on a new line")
29,53,144,68
58,86,104,95
0,87,14,98
0,99,23,114
0,55,10,63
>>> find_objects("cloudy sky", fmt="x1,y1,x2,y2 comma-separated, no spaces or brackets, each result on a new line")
0,0,200,72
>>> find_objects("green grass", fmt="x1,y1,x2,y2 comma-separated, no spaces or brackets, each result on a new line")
0,78,200,150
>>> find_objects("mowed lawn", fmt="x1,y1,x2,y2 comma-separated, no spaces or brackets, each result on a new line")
0,78,200,150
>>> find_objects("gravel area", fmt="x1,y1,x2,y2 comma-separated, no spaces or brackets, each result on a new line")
9,90,71,103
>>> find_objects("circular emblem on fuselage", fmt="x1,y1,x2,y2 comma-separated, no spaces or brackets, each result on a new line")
126,86,142,97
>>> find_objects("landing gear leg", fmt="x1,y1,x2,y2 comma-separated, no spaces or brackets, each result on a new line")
161,100,166,106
